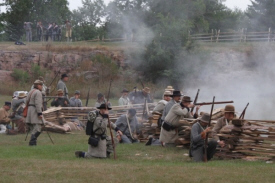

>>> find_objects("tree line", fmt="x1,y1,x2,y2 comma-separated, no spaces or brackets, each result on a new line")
0,0,274,85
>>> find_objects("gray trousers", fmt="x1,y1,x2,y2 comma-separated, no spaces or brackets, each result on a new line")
27,124,41,135
121,135,139,144
26,31,32,42
191,140,217,162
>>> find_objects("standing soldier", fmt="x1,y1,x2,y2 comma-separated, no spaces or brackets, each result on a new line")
25,80,44,146
36,21,43,41
190,113,217,162
31,76,48,110
118,88,130,106
57,73,69,99
65,20,72,42
24,22,33,42
75,103,123,158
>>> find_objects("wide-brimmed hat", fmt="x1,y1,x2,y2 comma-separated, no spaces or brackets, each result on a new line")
182,96,192,102
97,103,112,110
33,80,43,85
121,88,129,93
171,90,183,97
57,89,64,95
61,73,68,79
18,93,27,99
4,101,11,106
199,113,210,123
224,105,235,113
163,91,172,96
143,87,150,94
74,90,80,95
165,86,174,92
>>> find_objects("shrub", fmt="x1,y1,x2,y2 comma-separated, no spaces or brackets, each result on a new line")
10,69,30,84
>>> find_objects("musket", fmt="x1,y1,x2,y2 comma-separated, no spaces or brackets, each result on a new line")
195,100,233,105
106,79,116,159
239,103,249,119
41,118,54,144
138,77,145,89
203,96,215,162
191,89,200,113
85,87,91,107
142,99,147,120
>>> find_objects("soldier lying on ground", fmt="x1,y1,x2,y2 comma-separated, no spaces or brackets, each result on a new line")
115,109,141,143
190,113,217,162
75,103,123,158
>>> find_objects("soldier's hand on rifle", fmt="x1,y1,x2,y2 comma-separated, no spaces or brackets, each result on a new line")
201,127,211,139
117,130,123,136
64,101,68,105
195,105,202,112
187,104,195,108
218,140,225,148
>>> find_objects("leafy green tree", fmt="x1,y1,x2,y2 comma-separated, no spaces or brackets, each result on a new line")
246,0,275,31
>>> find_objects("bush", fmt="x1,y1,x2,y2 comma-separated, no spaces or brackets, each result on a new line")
11,69,30,84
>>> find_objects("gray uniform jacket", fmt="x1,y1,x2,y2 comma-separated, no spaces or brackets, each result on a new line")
153,100,168,114
31,84,47,95
115,114,140,137
69,97,82,107
51,97,70,107
128,91,153,104
57,79,68,98
11,98,26,120
161,99,177,120
87,114,117,158
159,103,191,144
25,89,44,124
212,116,228,141
118,96,130,106
190,122,205,149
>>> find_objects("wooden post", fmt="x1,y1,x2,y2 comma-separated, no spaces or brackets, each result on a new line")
240,28,244,42
216,29,220,43
268,27,271,42
211,29,213,42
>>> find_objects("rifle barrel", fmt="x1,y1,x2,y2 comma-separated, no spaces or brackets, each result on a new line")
195,100,233,105
191,89,200,113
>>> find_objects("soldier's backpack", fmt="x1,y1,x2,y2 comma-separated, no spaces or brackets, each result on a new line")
86,110,99,135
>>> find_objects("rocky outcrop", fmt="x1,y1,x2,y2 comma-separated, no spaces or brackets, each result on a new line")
0,49,125,81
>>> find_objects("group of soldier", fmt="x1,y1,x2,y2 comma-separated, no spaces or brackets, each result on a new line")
0,73,237,162
23,20,72,42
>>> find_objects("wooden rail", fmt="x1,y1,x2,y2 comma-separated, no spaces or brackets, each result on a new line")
190,28,275,43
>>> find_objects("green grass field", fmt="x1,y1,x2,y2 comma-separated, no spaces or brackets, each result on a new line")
0,131,274,183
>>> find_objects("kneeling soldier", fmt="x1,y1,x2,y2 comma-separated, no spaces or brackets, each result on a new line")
75,103,122,158
190,113,217,162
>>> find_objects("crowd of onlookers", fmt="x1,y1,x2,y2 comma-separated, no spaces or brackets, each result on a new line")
24,20,72,42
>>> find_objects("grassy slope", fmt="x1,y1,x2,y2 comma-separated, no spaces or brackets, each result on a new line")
0,132,274,183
